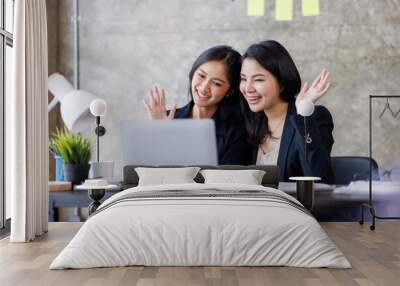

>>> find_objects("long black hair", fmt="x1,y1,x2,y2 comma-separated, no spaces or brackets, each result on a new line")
240,40,302,145
188,45,242,121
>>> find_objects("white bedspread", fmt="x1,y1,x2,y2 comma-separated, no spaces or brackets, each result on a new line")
50,183,351,269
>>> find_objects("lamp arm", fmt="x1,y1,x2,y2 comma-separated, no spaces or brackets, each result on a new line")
96,116,100,162
304,116,307,161
94,116,106,162
48,97,60,112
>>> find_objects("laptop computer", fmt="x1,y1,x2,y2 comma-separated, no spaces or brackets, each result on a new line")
120,119,218,165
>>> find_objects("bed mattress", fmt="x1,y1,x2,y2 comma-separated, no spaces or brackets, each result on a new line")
50,183,351,269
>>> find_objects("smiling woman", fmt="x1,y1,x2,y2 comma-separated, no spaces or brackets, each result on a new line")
239,40,334,183
143,45,252,165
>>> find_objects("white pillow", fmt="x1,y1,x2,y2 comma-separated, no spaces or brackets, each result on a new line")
135,167,200,186
200,169,266,185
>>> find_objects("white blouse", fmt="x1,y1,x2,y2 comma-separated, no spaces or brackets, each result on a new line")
256,139,281,165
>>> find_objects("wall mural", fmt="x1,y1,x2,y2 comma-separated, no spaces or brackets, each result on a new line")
48,0,400,184
46,0,400,223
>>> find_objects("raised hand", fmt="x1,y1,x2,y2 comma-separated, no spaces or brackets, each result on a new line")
297,68,331,104
143,86,177,120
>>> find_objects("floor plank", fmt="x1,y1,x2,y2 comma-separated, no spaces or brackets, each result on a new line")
0,222,399,286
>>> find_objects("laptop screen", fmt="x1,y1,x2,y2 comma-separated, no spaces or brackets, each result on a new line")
120,119,218,166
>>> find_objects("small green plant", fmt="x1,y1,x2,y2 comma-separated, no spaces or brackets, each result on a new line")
50,128,92,165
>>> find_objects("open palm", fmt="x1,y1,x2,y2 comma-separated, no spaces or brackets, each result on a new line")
143,86,177,120
297,68,330,104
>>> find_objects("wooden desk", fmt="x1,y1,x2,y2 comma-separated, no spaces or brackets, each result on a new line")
48,184,122,222
49,181,72,192
280,181,400,220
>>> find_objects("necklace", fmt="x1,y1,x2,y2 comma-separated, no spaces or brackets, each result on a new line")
260,113,286,155
267,113,286,139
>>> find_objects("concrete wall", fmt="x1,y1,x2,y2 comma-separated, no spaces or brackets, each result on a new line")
48,0,400,181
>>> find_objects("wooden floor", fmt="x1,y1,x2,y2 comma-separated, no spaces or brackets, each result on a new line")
0,222,399,286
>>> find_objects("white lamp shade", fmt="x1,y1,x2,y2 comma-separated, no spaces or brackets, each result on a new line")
60,90,97,133
90,99,107,117
297,98,315,117
48,73,102,133
48,73,75,101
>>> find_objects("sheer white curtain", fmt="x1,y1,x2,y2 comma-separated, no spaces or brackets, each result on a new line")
8,0,48,242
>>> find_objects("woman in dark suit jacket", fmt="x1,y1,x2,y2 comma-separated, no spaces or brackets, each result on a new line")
143,45,251,165
239,40,334,183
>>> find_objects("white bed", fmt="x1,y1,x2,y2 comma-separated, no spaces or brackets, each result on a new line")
50,183,351,269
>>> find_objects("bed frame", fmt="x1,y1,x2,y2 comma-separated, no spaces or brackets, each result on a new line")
123,165,279,189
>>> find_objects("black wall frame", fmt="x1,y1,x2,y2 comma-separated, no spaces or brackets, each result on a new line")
360,95,400,230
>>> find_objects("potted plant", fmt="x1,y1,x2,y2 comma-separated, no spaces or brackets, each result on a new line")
51,128,92,185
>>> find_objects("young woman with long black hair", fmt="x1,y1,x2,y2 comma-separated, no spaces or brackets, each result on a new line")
144,45,251,165
240,40,334,183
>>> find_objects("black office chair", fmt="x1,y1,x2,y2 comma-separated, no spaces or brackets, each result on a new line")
331,156,380,185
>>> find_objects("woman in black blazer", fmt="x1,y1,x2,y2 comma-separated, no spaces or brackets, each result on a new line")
239,40,334,183
143,45,251,165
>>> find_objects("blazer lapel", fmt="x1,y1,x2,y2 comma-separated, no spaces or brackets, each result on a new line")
277,100,296,180
174,101,194,118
